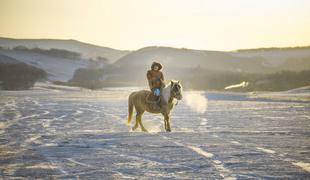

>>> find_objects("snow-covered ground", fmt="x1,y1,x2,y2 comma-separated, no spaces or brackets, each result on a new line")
248,86,310,102
0,85,309,179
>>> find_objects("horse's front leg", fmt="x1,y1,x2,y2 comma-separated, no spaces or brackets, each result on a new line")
163,117,167,130
164,114,171,132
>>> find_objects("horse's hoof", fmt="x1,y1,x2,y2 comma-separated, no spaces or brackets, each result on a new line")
132,127,137,131
166,129,171,132
142,129,148,133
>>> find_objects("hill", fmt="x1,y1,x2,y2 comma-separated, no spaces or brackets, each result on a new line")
0,49,88,81
111,45,310,82
115,45,310,72
0,54,47,90
0,37,130,63
106,46,310,90
230,46,310,71
1,37,309,91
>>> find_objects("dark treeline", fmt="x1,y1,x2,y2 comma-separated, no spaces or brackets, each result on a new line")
13,46,81,59
180,68,310,91
53,67,310,91
0,63,47,90
75,64,310,91
54,68,105,90
236,46,310,52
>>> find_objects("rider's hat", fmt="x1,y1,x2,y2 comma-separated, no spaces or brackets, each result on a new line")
151,62,163,70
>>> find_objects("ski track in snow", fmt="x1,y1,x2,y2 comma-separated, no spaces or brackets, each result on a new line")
159,134,236,180
0,89,309,179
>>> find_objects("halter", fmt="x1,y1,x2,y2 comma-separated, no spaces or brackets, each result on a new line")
170,81,181,106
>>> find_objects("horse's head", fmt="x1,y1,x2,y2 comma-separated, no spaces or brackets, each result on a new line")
170,80,183,100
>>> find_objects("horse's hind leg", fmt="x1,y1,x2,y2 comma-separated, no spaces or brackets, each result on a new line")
132,114,139,131
137,112,148,132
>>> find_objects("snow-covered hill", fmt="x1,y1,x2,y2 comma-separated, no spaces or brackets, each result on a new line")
0,37,130,63
115,46,310,75
230,47,310,71
0,49,88,81
0,54,20,64
115,46,268,73
1,38,309,85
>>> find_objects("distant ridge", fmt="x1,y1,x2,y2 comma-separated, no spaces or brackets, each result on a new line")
0,37,130,63
234,45,310,52
1,37,310,81
1,36,309,56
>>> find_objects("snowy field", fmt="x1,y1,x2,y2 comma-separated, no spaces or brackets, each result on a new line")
0,85,309,179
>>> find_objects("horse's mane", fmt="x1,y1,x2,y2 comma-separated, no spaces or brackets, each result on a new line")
165,80,182,91
162,80,182,103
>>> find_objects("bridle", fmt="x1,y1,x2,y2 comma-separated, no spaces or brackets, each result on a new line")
170,81,182,105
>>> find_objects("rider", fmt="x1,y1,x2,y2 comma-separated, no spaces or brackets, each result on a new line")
147,62,165,104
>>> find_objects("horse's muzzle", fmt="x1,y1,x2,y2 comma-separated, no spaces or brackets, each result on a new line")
176,94,182,100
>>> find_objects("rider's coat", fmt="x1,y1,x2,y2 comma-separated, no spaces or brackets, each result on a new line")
147,62,165,90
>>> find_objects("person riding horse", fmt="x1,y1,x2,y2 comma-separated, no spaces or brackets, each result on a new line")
146,62,165,108
127,62,182,132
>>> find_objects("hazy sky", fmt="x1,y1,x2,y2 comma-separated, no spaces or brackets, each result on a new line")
0,0,310,50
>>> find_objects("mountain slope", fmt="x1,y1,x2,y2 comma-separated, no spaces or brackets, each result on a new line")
230,46,310,71
0,54,47,90
115,46,310,74
0,54,21,64
0,37,130,63
114,46,269,73
0,49,88,81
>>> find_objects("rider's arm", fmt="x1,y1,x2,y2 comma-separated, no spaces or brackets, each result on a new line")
147,70,152,81
147,71,154,89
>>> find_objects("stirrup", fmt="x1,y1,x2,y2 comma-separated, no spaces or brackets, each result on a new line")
152,103,161,110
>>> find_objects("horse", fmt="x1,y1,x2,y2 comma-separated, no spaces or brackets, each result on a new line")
127,80,183,132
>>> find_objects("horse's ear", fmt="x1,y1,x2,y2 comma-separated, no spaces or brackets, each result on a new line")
177,81,179,84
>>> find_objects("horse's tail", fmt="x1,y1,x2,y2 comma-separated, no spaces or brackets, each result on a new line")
127,93,134,124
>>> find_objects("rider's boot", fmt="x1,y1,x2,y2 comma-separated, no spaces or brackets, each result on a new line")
155,96,161,110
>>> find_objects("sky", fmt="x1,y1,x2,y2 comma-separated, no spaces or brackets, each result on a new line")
0,0,310,51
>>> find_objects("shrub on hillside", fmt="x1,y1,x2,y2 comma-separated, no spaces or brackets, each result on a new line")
69,68,105,89
13,46,81,59
0,63,47,90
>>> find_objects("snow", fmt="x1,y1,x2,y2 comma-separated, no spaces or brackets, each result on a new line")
293,162,310,173
187,146,214,158
0,85,309,179
0,37,129,63
249,86,310,102
224,81,249,90
256,147,276,154
0,49,88,81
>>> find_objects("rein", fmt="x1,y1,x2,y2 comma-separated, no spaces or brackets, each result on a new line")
169,82,179,106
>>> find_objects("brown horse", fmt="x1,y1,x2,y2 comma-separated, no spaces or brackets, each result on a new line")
127,80,183,132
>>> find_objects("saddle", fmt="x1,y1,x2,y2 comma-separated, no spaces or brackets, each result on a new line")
146,91,161,110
